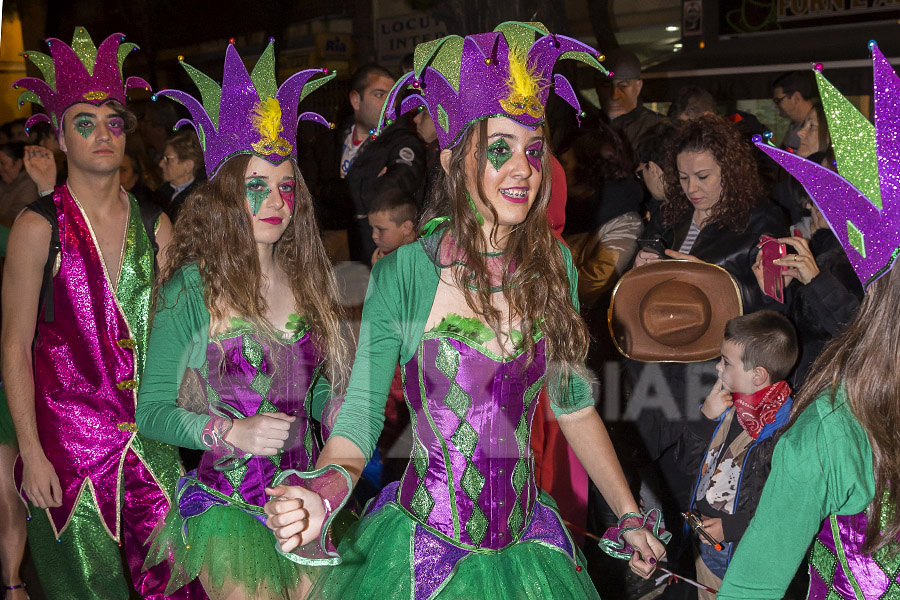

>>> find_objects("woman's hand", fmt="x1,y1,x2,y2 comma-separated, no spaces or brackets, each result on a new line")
264,485,326,552
23,146,57,192
774,237,819,285
633,249,663,268
622,527,667,579
223,412,295,455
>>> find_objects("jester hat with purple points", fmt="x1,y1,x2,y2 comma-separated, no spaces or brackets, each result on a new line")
375,21,608,150
155,39,335,180
754,41,900,290
13,26,150,133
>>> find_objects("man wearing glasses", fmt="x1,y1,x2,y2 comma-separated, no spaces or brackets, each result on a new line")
771,71,818,151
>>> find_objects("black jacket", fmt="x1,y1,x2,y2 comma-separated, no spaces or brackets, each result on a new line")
645,201,788,313
785,229,863,386
306,120,425,263
152,179,203,224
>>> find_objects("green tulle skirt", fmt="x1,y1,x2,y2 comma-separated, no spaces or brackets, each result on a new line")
0,387,16,447
314,491,601,600
146,501,317,599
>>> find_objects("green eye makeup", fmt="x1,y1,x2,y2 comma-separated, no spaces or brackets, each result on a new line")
74,116,96,139
487,138,512,171
245,178,270,215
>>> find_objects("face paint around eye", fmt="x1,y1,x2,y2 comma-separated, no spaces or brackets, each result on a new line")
107,117,126,138
487,138,512,171
74,116,96,139
525,141,544,173
246,178,271,216
278,181,296,213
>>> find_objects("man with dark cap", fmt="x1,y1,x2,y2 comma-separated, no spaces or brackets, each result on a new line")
596,48,665,148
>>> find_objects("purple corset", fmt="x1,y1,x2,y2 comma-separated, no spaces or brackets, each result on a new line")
397,334,546,551
808,512,900,599
193,326,324,510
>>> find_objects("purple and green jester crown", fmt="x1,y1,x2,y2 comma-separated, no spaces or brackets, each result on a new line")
13,26,150,133
155,39,336,179
754,41,900,290
375,21,608,149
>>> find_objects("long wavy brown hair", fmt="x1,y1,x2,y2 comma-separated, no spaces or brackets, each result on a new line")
791,266,900,554
159,154,349,391
421,120,590,406
662,114,763,232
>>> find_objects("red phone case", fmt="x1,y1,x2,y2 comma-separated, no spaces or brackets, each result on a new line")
758,235,786,303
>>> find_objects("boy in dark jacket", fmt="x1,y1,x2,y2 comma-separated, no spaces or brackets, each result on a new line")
685,310,798,596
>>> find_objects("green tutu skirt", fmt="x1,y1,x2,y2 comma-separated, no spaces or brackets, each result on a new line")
0,387,16,447
314,486,600,600
146,499,317,598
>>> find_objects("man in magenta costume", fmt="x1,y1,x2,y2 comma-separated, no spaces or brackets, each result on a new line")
1,27,200,599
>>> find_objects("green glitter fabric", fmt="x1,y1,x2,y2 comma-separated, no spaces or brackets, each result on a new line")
815,70,882,209
0,387,15,447
313,492,599,600
146,502,315,598
26,492,132,600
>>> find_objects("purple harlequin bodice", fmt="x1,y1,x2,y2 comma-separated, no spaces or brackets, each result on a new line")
808,512,900,599
397,334,546,551
193,326,324,510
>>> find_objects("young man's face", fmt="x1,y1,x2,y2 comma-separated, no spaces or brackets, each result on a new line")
351,74,395,133
716,340,760,395
369,210,414,254
59,103,126,176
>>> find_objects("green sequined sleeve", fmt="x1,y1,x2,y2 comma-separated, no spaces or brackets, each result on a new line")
136,264,211,450
717,391,874,600
547,242,595,416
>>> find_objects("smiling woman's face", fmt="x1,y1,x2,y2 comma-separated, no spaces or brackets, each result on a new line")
461,117,544,239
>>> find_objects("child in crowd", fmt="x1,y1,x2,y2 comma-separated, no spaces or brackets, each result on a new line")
367,188,417,264
686,310,798,597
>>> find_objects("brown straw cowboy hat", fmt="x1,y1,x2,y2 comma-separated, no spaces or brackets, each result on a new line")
608,260,743,362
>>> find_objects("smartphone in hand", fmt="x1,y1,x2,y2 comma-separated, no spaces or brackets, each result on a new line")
638,236,668,259
758,235,786,303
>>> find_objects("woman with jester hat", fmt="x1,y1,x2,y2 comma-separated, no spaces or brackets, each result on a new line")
135,41,352,600
265,22,669,599
717,43,900,599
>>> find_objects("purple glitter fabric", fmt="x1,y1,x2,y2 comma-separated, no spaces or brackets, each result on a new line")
412,524,471,599
808,513,900,599
30,186,142,538
753,44,900,289
377,22,606,149
14,27,150,132
519,500,574,558
397,336,545,550
157,41,334,179
191,331,322,510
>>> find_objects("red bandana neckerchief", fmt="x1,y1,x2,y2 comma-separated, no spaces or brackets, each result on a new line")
732,380,791,439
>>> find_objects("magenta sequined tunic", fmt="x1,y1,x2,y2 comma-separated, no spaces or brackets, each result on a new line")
808,512,900,599
30,185,179,541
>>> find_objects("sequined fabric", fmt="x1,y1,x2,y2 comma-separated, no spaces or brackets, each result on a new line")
14,27,150,132
31,186,153,540
157,41,334,179
809,512,900,599
398,335,546,550
27,186,196,598
189,326,322,511
753,43,900,288
376,22,607,149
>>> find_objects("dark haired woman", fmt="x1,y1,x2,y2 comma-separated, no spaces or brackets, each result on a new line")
136,43,348,600
633,114,786,307
265,23,668,599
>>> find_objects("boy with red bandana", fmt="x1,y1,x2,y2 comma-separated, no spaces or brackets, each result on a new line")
684,310,798,597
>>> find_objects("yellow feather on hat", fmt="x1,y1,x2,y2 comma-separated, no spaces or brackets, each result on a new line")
250,97,283,142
